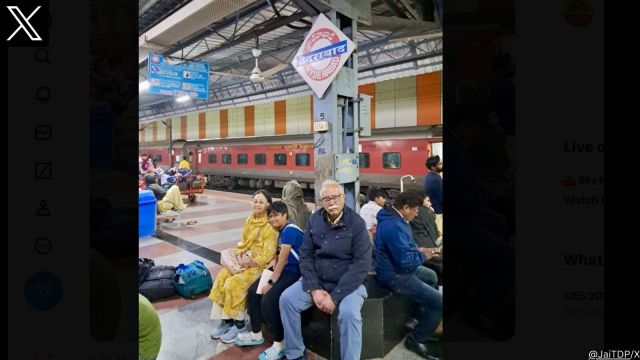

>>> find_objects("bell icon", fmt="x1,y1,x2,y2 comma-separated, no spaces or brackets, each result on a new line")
36,87,51,103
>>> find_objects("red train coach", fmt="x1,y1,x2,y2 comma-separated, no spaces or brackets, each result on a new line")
140,126,442,194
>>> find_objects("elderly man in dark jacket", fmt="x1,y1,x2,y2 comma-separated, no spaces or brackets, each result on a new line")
375,190,442,360
280,179,371,360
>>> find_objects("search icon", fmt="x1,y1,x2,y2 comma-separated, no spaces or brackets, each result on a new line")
35,48,51,64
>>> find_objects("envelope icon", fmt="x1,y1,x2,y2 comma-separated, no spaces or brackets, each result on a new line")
35,125,52,140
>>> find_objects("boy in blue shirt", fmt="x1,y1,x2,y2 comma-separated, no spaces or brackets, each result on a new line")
237,201,305,360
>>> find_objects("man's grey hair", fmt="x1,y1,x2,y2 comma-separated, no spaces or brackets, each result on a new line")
319,179,344,197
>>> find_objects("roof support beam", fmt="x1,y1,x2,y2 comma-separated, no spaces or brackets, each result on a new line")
289,0,329,16
190,11,308,61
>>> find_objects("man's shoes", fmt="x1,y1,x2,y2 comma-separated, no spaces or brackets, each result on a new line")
404,336,440,360
405,317,419,331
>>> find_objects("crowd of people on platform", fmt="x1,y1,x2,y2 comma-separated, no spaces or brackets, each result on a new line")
136,130,455,360
139,175,445,360
138,155,200,216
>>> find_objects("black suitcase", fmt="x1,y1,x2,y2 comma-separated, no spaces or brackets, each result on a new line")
139,258,155,285
140,265,177,301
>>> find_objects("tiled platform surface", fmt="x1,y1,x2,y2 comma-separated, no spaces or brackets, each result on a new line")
140,190,435,360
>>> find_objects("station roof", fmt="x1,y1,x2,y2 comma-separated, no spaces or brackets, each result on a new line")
138,0,442,122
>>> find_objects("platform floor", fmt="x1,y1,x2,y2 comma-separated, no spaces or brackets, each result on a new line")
139,189,431,360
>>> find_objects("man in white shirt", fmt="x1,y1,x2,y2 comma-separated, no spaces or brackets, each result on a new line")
359,188,387,240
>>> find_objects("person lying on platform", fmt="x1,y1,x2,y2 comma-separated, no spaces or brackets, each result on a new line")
144,174,187,215
209,190,279,344
236,201,305,360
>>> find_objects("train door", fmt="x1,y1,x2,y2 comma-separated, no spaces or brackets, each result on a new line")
172,147,182,168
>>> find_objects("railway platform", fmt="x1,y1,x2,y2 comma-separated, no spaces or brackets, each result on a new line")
139,189,429,360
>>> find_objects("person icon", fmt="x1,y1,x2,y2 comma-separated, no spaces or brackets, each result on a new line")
37,200,50,216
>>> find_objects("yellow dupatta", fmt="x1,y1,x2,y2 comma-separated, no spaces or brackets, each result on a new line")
234,214,278,267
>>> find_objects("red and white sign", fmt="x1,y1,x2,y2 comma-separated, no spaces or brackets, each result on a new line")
293,13,356,98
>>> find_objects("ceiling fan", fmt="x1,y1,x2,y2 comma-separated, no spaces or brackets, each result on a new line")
211,36,289,83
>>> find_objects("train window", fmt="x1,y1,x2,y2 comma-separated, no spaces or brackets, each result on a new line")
208,154,217,164
238,154,248,164
295,153,310,167
359,153,370,168
222,154,232,164
274,153,287,166
255,153,266,165
383,152,401,169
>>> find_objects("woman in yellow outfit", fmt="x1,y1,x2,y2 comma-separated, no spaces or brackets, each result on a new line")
209,190,279,343
157,185,187,213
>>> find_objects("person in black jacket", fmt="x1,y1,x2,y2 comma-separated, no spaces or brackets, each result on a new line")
279,179,371,360
410,194,441,249
410,193,443,281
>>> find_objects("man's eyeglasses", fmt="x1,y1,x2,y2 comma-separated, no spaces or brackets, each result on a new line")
321,194,342,203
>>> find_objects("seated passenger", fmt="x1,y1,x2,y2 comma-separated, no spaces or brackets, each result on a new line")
178,156,191,171
209,190,279,343
410,193,443,277
358,187,387,240
279,180,371,360
236,201,305,360
139,154,153,175
139,294,162,360
281,180,311,231
374,190,442,360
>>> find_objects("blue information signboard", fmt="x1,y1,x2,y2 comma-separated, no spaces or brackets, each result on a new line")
147,53,209,99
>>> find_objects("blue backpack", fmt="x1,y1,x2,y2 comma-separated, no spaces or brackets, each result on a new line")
173,260,213,298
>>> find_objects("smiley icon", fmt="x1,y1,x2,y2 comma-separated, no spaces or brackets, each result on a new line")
35,237,52,255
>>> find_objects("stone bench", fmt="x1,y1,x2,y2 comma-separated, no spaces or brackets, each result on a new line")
300,274,414,359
